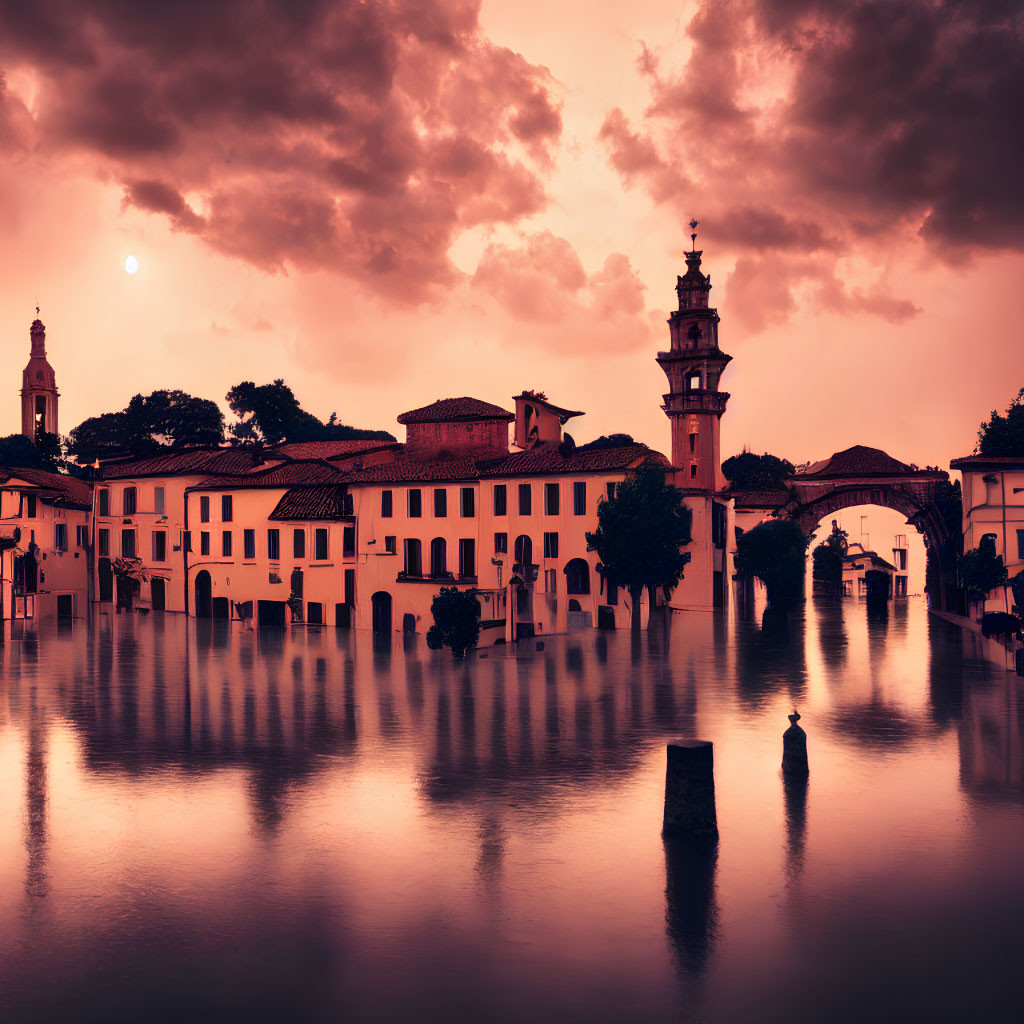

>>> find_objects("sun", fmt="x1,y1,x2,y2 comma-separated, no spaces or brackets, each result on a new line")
124,255,139,274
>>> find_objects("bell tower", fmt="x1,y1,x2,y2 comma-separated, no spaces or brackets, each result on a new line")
656,222,731,491
21,311,59,440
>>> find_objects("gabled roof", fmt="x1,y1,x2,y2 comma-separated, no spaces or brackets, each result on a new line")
269,439,398,461
397,397,514,424
98,447,268,480
797,445,915,478
269,485,353,521
950,454,1024,470
0,466,92,507
512,392,584,422
478,441,670,477
191,460,347,490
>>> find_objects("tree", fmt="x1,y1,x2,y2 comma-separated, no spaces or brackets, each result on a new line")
426,586,482,658
958,542,1007,603
735,519,810,612
812,520,847,594
67,390,225,462
722,450,796,491
585,467,693,632
977,387,1024,456
227,379,395,445
0,434,47,471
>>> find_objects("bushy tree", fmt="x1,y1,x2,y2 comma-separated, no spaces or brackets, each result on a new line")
977,388,1024,456
812,520,848,593
958,542,1008,603
736,519,810,611
722,450,796,491
426,586,482,658
585,467,692,632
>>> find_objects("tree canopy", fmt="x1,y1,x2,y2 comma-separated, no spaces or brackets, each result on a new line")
67,390,225,462
812,520,848,593
585,467,692,631
977,388,1024,456
722,451,796,491
735,518,810,611
958,542,1007,602
0,433,65,473
226,379,395,445
426,586,482,658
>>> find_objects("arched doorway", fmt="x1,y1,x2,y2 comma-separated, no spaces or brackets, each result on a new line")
194,570,212,619
372,591,392,634
564,558,591,595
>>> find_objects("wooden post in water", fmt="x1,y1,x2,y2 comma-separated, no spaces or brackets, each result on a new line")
662,741,719,838
782,710,809,776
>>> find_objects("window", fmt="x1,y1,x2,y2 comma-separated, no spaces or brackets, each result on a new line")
493,484,507,516
565,558,591,595
1018,529,1024,560
244,529,256,560
153,531,167,562
98,528,110,556
200,531,210,556
690,464,698,479
154,486,165,515
55,523,68,551
606,482,616,500
494,532,508,553
98,488,110,517
314,528,329,560
518,484,532,515
514,535,533,565
711,502,727,549
460,487,475,518
607,580,618,605
294,529,305,558
344,569,355,607
381,490,393,517
76,525,88,548
689,433,697,453
123,487,137,516
434,488,447,517
544,483,559,516
121,529,136,558
430,537,447,577
573,481,586,516
221,495,233,522
384,535,397,554
199,495,210,523
222,531,232,557
307,602,324,625
183,530,192,553
689,373,701,389
984,475,1000,505
404,538,423,576
343,525,355,558
408,489,422,518
268,528,280,561
545,568,556,593
459,539,476,579
543,531,559,559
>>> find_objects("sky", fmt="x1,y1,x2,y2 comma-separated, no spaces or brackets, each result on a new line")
1,0,1021,471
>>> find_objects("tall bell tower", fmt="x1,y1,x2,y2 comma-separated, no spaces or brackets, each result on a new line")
21,312,59,440
656,222,731,491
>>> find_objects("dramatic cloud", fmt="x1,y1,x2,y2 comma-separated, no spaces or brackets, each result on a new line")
601,0,1024,330
0,0,562,299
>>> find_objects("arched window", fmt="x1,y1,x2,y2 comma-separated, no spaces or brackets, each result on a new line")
430,537,447,577
564,558,590,595
514,535,533,565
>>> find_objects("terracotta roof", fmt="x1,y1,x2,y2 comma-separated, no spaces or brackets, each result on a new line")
397,397,514,424
192,460,346,490
269,485,352,521
345,457,481,484
797,445,917,478
950,454,1024,469
0,466,92,506
478,442,670,477
269,439,398,461
727,489,790,509
98,447,265,480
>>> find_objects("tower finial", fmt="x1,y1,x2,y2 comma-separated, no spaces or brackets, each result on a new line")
689,218,699,252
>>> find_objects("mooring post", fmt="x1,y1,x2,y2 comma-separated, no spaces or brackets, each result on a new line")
782,710,809,776
662,741,719,838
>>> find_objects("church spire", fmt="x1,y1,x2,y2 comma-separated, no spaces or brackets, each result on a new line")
21,311,59,440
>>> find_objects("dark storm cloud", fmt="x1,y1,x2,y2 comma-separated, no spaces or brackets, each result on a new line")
601,0,1024,328
0,0,562,298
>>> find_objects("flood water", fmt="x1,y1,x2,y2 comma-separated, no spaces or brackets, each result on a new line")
1,599,1022,1023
